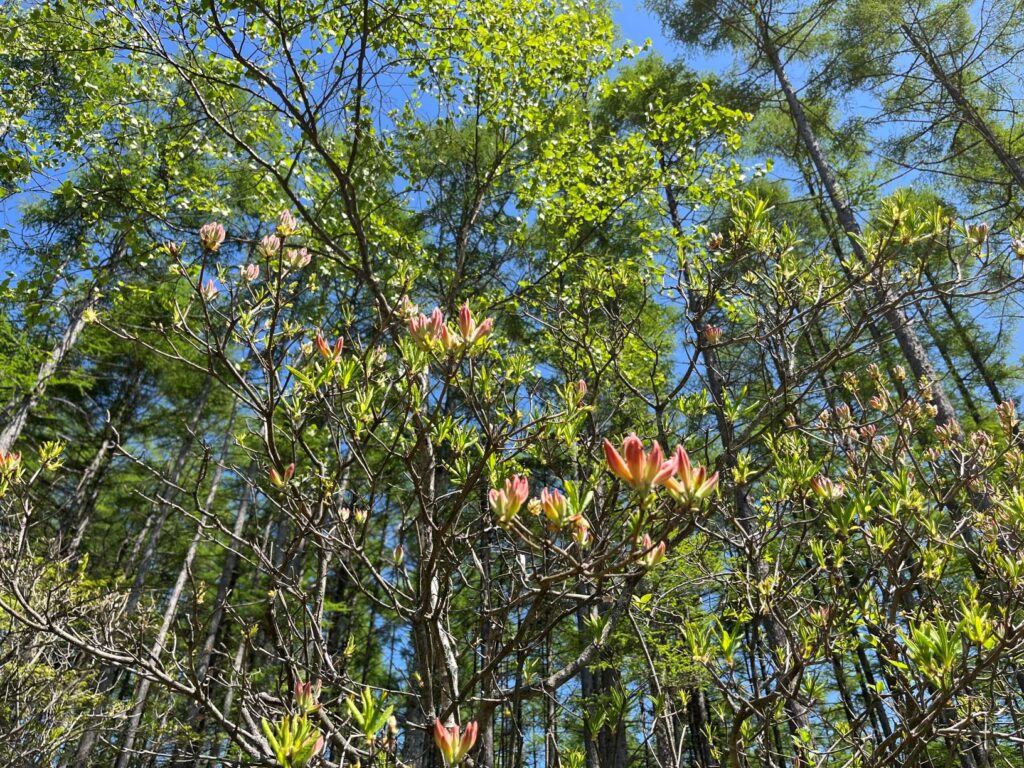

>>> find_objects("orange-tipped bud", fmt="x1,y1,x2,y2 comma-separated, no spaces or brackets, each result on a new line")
434,719,478,766
269,463,295,489
540,487,570,528
315,332,344,361
662,446,718,509
638,534,666,568
603,434,676,494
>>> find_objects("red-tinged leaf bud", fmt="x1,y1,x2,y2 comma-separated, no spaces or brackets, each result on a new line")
269,463,295,488
199,222,226,252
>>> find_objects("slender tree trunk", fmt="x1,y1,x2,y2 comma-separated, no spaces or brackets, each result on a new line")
898,20,1024,191
124,379,212,616
755,13,957,428
0,237,126,452
114,414,234,768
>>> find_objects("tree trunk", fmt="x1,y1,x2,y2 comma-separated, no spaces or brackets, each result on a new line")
755,13,957,428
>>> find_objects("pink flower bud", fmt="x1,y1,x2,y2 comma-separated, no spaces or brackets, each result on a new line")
257,234,281,259
434,719,478,766
269,463,295,489
316,332,344,361
277,210,299,236
662,446,718,509
199,222,226,252
490,475,530,527
239,263,260,282
200,279,219,302
603,434,676,495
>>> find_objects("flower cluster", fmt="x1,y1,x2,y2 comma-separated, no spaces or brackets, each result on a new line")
407,302,492,353
603,434,718,509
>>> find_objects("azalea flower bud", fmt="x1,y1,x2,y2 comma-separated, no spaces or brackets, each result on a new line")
354,508,368,524
1012,238,1024,258
540,487,570,528
570,515,591,548
702,325,723,345
457,302,494,347
238,263,260,282
810,475,845,501
257,234,281,259
662,446,719,509
294,679,322,713
199,222,226,252
966,221,989,246
603,434,676,495
282,247,311,270
490,475,529,527
269,463,295,488
0,450,22,475
200,279,219,302
998,400,1018,431
408,307,445,349
393,544,405,565
707,232,724,250
315,332,344,361
434,719,478,766
164,240,183,258
638,534,666,568
277,209,299,236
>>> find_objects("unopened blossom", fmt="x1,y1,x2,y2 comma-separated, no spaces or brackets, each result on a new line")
434,719,478,766
603,434,676,494
490,475,529,527
662,446,718,509
269,463,295,488
998,400,1018,431
257,234,281,259
0,451,21,475
282,247,311,270
199,222,226,252
703,325,723,345
966,221,990,246
315,332,344,361
457,302,494,347
1012,237,1024,258
408,307,445,349
570,515,591,548
294,679,321,713
810,475,845,501
540,487,570,528
239,263,260,282
200,279,219,302
277,209,299,236
638,534,666,568
393,544,405,565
